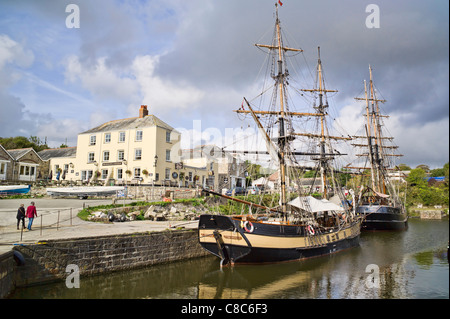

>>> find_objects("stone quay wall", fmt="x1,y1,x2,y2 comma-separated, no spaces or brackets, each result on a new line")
419,210,446,220
0,251,15,298
1,229,209,297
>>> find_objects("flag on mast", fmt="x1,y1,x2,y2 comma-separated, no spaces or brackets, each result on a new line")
278,0,283,6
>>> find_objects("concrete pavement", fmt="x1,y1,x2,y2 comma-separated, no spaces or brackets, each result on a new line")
0,198,198,253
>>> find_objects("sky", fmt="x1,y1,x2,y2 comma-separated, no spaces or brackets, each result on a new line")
0,0,448,169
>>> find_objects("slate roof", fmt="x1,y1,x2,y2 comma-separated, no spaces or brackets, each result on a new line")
6,148,44,162
80,115,176,134
38,147,77,161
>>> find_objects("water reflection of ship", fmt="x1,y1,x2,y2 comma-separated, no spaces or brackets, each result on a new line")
199,261,314,299
197,250,372,299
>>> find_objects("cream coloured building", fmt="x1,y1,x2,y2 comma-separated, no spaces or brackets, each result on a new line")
42,105,220,188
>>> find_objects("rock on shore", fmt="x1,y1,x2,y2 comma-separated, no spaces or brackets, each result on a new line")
87,202,206,222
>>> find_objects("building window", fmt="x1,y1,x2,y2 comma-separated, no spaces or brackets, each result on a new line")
135,149,142,160
188,172,193,181
19,165,35,179
134,168,141,178
136,130,143,141
81,170,93,181
117,168,123,180
166,149,171,161
103,151,110,162
119,131,126,143
104,133,111,143
90,135,96,145
118,150,124,161
166,130,171,142
88,152,95,163
101,169,108,179
165,168,170,180
0,163,6,179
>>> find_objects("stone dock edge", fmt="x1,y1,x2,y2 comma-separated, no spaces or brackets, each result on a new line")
0,229,209,298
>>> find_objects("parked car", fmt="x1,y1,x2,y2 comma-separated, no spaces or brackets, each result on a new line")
225,187,246,196
247,186,260,195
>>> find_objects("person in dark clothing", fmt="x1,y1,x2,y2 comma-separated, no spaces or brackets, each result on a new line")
16,204,26,230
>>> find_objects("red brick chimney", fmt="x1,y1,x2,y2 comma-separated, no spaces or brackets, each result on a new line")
139,105,148,118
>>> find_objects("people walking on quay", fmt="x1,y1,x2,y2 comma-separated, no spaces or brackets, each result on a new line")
16,204,25,230
26,201,37,231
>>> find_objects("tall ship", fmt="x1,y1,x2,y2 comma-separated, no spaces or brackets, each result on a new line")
346,66,408,231
198,3,361,266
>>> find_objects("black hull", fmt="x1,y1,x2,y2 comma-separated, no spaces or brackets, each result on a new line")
198,214,361,265
200,236,360,264
357,205,408,231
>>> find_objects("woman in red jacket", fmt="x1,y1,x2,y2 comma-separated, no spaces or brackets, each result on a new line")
26,201,37,230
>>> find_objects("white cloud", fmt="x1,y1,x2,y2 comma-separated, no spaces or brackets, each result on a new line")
389,115,449,169
131,54,205,115
64,55,138,103
63,53,205,120
36,118,85,147
333,99,449,169
0,34,34,70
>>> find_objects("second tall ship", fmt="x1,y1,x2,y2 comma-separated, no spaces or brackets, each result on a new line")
347,67,408,231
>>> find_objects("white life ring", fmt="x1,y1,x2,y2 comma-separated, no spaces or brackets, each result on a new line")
244,221,254,233
307,225,315,235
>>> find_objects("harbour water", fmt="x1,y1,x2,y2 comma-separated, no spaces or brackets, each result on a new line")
8,218,448,299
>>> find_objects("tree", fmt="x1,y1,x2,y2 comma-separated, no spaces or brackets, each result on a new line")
430,168,445,177
0,136,49,152
407,168,427,188
415,164,430,173
396,163,411,171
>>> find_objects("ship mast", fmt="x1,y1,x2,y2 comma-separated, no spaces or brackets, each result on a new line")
300,47,343,199
253,3,303,213
351,66,403,195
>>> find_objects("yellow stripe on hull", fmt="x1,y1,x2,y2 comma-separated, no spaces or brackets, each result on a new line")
199,221,361,249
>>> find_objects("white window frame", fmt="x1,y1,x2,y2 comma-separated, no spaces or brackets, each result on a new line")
90,135,96,145
165,168,170,180
104,133,111,143
135,130,143,141
0,161,7,180
103,151,110,162
134,148,142,160
117,150,125,161
119,131,126,143
117,168,123,180
101,169,108,180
